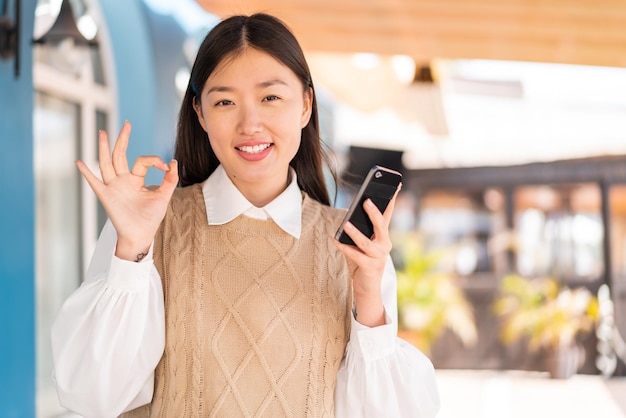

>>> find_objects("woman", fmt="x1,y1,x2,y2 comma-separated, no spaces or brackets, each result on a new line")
52,13,439,418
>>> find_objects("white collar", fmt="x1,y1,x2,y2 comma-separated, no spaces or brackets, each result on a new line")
202,165,303,238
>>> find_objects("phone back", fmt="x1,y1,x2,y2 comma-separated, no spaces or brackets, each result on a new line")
335,165,402,245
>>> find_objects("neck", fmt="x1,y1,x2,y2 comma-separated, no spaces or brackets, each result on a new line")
230,171,291,207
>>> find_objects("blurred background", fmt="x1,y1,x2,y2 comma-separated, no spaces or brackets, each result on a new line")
1,0,626,416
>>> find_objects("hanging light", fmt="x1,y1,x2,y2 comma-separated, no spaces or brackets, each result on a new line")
1,0,99,78
33,0,97,48
33,0,98,73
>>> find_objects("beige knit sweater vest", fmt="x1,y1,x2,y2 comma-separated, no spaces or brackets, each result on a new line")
123,184,352,418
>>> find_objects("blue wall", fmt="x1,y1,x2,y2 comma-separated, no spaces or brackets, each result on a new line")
0,0,36,416
100,0,161,184
101,0,217,185
0,1,156,415
0,1,213,415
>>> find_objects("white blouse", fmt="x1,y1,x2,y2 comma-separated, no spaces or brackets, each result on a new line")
51,166,440,418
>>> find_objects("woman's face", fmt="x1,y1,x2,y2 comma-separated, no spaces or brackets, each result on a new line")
193,48,312,205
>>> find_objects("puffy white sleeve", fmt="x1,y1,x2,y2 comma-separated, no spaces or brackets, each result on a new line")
335,257,440,418
50,220,165,418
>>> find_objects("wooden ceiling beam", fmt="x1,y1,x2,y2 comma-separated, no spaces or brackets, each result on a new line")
196,0,626,67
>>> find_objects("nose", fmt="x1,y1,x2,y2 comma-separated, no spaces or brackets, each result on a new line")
237,102,263,135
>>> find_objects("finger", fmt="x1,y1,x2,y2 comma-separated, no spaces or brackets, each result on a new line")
158,159,179,196
362,198,390,242
130,155,170,178
340,221,378,254
333,233,376,266
367,184,402,240
98,130,115,183
111,121,132,174
382,183,402,221
76,160,105,196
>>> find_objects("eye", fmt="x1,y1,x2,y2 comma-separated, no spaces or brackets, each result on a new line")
262,95,280,102
215,99,234,106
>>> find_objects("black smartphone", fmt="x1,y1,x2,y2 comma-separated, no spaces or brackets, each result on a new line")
335,165,402,246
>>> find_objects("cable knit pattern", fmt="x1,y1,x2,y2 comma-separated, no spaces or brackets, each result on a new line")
123,184,352,417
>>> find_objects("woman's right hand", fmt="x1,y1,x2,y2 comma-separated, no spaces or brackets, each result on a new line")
76,121,179,261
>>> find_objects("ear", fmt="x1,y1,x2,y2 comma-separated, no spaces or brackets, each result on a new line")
300,87,313,129
193,97,209,133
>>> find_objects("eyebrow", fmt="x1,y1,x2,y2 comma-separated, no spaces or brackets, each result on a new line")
206,79,289,95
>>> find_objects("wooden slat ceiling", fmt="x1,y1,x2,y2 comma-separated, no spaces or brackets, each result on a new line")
196,0,626,67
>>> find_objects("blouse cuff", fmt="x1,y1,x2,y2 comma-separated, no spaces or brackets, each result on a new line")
106,254,153,293
350,311,397,363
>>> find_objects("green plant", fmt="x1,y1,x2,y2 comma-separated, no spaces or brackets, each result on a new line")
395,234,477,354
493,274,600,351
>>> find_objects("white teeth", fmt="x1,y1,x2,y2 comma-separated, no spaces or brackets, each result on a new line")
237,143,271,154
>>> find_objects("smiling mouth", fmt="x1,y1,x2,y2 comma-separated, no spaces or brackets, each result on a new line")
236,143,273,154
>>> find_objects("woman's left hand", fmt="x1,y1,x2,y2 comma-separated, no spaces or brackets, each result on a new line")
334,185,401,327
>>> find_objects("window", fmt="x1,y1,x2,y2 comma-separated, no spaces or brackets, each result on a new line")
33,1,116,416
514,184,604,284
414,188,507,277
34,92,82,417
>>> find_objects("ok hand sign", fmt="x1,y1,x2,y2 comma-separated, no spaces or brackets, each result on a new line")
76,121,178,261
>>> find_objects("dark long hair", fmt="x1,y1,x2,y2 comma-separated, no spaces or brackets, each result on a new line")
174,13,337,206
